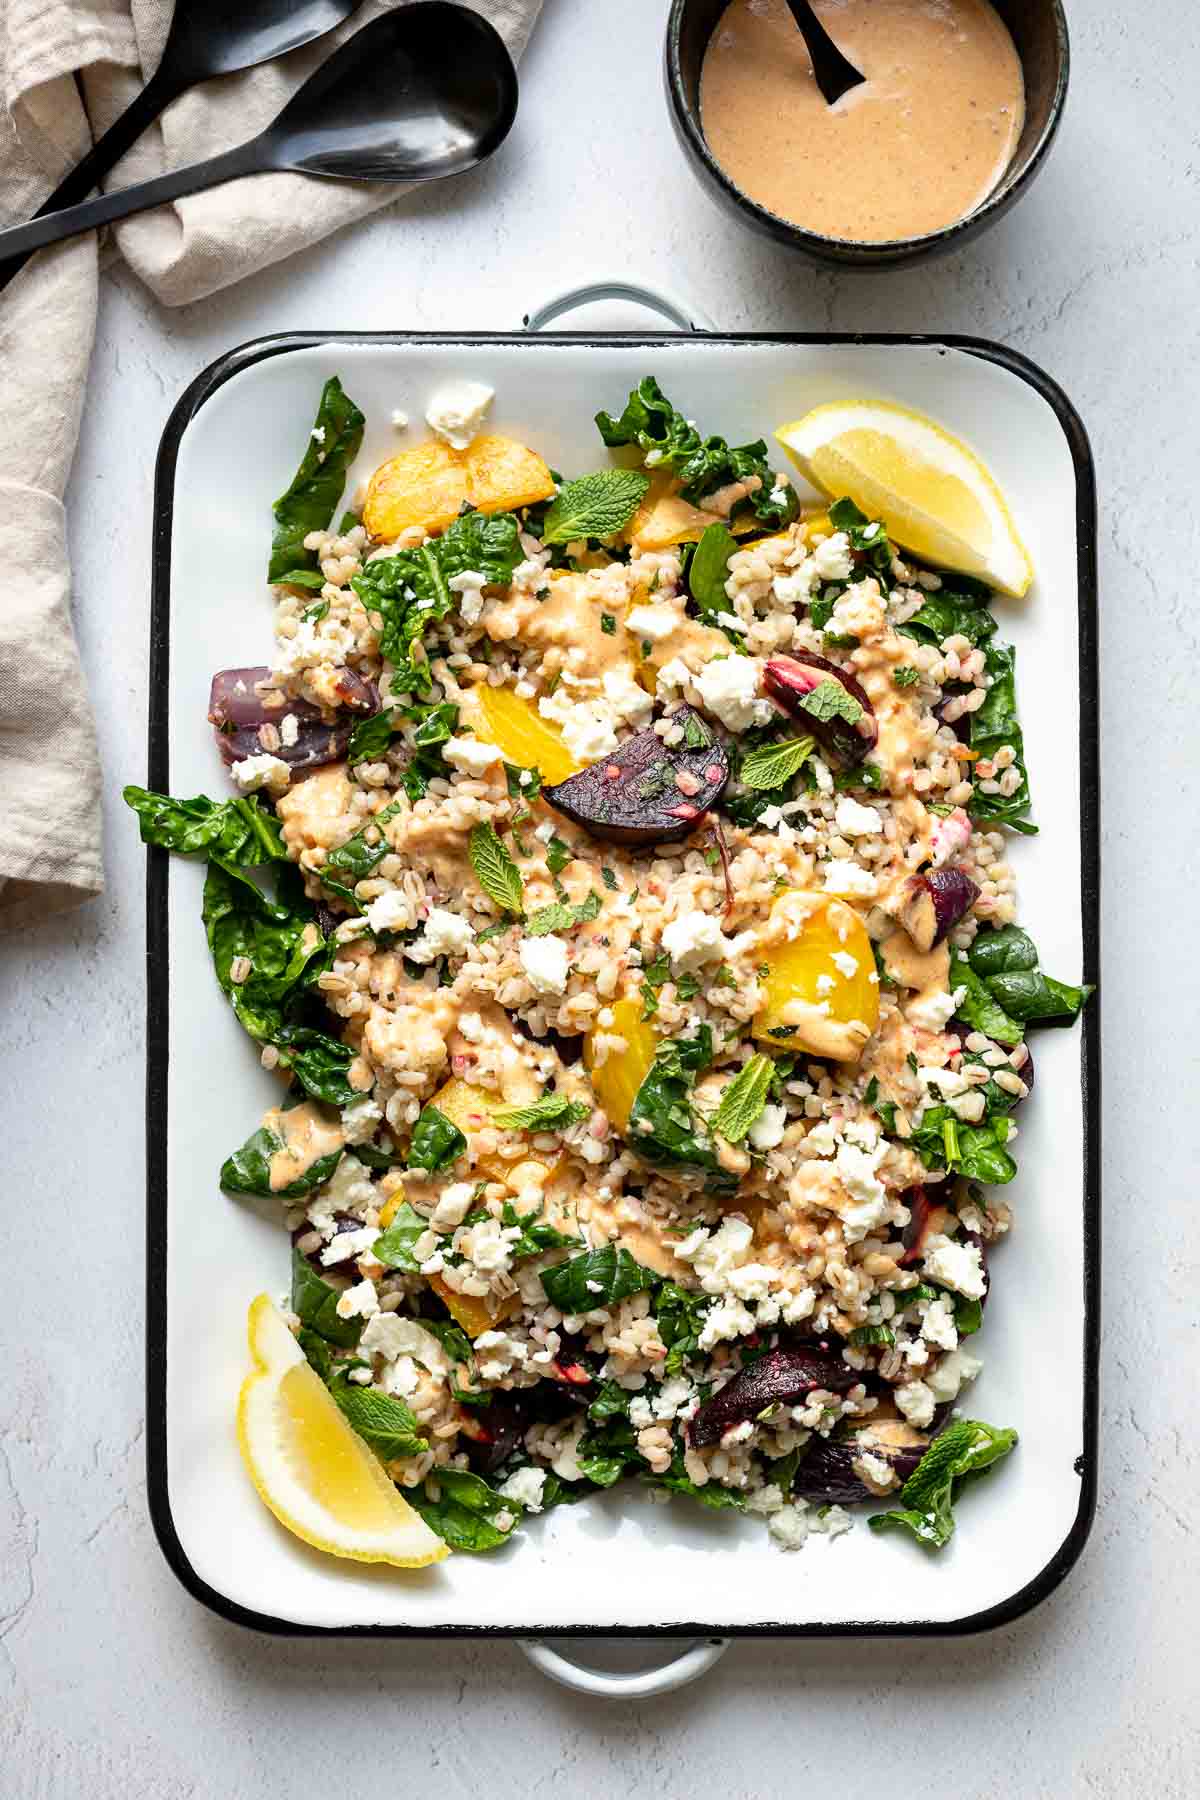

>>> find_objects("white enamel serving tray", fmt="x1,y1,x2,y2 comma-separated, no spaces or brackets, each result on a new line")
144,294,1100,1660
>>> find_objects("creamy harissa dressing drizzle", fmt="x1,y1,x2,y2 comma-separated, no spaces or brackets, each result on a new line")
264,1100,345,1192
701,0,1024,243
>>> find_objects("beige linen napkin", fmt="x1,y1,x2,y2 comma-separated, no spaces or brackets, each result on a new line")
0,0,541,929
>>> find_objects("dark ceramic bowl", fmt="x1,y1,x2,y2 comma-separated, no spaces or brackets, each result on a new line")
665,0,1069,269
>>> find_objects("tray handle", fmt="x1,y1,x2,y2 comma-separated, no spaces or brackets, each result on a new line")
523,279,714,334
521,1636,728,1699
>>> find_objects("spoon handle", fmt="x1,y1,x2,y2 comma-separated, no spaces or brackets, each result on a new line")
0,61,185,294
0,139,263,267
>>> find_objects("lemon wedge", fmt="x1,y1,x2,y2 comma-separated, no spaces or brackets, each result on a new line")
237,1294,447,1569
776,400,1033,598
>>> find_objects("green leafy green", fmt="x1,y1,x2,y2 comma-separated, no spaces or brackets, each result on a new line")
346,710,396,767
738,736,815,791
627,1033,738,1194
848,1323,897,1348
123,787,285,866
491,1093,590,1132
524,890,600,936
327,1372,428,1462
545,835,572,877
318,798,404,909
869,1419,1018,1549
540,1243,659,1312
968,641,1036,834
965,924,1038,978
688,521,739,620
539,470,650,544
352,508,522,696
201,860,356,1104
595,376,797,529
290,1245,362,1349
468,822,524,915
909,1107,1017,1185
949,951,1025,1048
587,1379,633,1423
499,1201,581,1260
893,666,921,687
577,1411,641,1487
955,936,1091,1038
795,678,864,726
901,586,998,651
986,968,1092,1025
219,1123,342,1198
269,376,365,582
655,1283,710,1376
409,1468,522,1553
372,1202,430,1272
407,1104,466,1174
646,1446,747,1511
708,1054,773,1143
826,497,894,577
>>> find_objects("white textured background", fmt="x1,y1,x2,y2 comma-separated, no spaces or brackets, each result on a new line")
3,1,1196,1792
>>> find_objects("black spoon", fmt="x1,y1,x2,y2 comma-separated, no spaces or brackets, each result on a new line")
0,4,518,271
783,0,865,106
0,0,364,293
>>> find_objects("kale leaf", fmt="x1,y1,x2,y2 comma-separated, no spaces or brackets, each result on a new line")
595,376,797,529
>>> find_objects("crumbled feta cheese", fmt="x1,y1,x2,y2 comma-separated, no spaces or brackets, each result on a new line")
894,1379,936,1428
431,1181,476,1232
768,1503,811,1551
923,1232,987,1299
921,1295,959,1351
425,378,494,449
699,1295,758,1348
692,654,774,732
834,795,881,838
448,568,488,625
773,561,819,607
660,907,728,973
320,1226,380,1266
906,988,959,1031
625,602,682,641
810,531,854,581
812,1503,852,1539
279,712,300,748
926,1346,983,1403
360,1313,449,1373
821,862,878,899
335,1279,379,1321
748,1103,787,1151
390,409,409,428
364,889,411,935
519,933,569,995
497,1466,547,1513
831,949,859,978
854,1450,897,1493
835,1138,889,1242
602,664,654,727
230,753,291,796
538,689,620,762
341,1095,383,1145
405,905,475,963
443,734,503,775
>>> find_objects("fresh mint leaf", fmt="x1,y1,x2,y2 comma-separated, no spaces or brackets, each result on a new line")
409,1468,522,1553
219,1124,342,1198
540,470,649,545
327,1372,428,1462
708,1054,773,1143
269,376,364,582
290,1245,362,1349
796,678,864,726
123,787,286,866
407,1104,466,1174
688,521,738,619
545,835,572,876
540,1243,659,1312
525,890,600,936
469,822,524,916
869,1418,1018,1549
491,1093,590,1132
738,735,815,792
655,1283,710,1376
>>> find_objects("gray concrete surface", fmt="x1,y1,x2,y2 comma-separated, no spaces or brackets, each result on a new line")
3,1,1195,1793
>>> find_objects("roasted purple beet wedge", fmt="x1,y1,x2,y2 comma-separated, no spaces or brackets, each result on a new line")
897,868,981,952
209,666,379,773
793,1418,933,1504
763,653,878,765
688,1343,858,1448
542,707,729,846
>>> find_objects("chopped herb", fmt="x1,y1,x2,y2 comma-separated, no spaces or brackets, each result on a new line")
601,613,616,636
468,822,524,916
893,666,921,687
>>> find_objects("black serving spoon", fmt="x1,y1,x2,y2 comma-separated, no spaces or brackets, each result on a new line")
0,4,517,271
783,0,865,106
0,0,364,293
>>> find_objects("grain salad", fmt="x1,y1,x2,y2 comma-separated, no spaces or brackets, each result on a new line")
127,372,1091,1561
